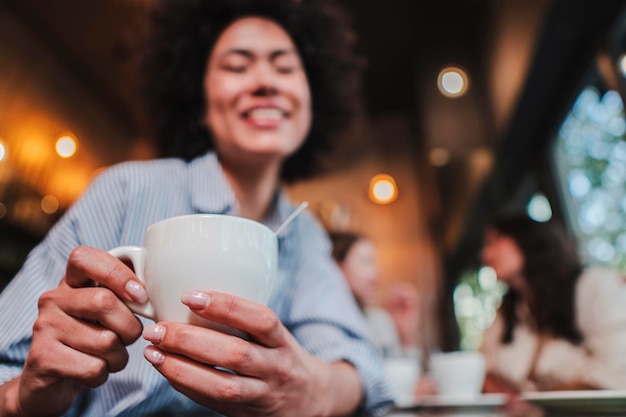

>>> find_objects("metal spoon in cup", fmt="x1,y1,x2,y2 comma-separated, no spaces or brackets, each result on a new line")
274,201,309,236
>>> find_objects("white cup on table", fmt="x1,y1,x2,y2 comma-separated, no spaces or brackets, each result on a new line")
429,350,486,400
383,355,421,406
109,214,278,335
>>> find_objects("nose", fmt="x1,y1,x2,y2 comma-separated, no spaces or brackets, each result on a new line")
251,63,279,96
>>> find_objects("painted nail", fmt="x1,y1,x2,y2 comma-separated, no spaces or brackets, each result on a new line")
144,346,165,365
143,324,166,343
126,280,148,303
182,291,210,309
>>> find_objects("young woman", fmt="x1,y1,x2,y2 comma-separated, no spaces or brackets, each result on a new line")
330,232,402,358
480,214,626,393
0,1,393,416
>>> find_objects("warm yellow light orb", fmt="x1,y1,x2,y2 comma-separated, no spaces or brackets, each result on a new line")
55,134,78,158
437,66,469,97
368,174,398,204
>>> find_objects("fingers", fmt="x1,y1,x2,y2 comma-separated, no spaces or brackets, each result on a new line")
142,323,276,377
143,346,268,406
65,246,147,304
36,287,141,371
42,283,143,346
180,291,285,348
27,331,112,388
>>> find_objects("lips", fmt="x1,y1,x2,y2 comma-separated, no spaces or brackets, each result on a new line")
242,106,288,128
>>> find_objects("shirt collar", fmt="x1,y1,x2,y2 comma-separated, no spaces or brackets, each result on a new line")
189,152,236,215
188,152,297,238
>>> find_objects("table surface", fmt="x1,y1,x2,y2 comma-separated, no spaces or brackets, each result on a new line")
386,390,626,417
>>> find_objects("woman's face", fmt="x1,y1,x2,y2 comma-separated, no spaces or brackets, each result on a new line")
481,229,525,286
203,17,312,171
339,239,380,306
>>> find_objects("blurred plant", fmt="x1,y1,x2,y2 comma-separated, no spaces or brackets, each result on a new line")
454,266,506,350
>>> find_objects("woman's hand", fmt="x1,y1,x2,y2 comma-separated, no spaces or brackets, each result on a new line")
142,291,363,417
3,246,146,417
483,371,520,395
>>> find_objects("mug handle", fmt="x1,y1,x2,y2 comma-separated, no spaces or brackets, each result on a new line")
108,246,156,320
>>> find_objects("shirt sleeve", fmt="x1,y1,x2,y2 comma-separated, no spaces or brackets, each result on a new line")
534,267,626,389
281,215,394,417
0,168,128,385
479,312,504,374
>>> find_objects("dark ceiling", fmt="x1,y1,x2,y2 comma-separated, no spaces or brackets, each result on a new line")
2,0,492,126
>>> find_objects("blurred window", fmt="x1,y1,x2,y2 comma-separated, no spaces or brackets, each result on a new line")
553,87,626,269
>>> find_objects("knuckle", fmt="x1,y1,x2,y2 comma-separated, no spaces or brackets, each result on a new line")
109,350,129,373
174,326,193,347
105,261,133,282
36,291,57,311
82,360,109,387
256,311,280,336
215,378,244,402
31,317,50,335
125,318,144,343
67,246,89,271
274,360,293,383
220,296,239,318
227,340,254,369
98,330,120,350
89,290,118,314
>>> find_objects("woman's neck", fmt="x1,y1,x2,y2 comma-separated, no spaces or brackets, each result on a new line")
220,157,281,222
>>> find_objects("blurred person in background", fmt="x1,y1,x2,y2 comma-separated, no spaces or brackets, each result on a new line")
382,280,422,355
480,213,626,394
0,1,394,416
330,232,403,357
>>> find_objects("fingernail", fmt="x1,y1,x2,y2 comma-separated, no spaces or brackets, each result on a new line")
143,324,166,343
144,346,165,365
126,280,148,303
182,291,210,309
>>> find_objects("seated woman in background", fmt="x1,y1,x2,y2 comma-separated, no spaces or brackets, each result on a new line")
330,232,403,357
382,280,423,355
480,213,626,393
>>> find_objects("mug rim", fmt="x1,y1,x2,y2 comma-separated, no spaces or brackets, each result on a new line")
147,214,275,236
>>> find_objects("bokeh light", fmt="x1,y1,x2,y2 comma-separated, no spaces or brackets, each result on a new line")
41,195,59,214
557,87,626,267
429,147,451,166
527,193,552,222
55,134,78,158
368,174,398,204
437,66,469,97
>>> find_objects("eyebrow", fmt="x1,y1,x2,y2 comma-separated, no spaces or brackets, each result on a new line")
220,48,298,61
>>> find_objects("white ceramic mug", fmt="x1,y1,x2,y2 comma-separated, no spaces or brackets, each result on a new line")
383,356,420,406
109,214,278,333
429,351,486,399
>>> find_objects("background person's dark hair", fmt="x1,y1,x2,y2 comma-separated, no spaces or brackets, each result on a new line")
141,0,363,183
330,232,361,263
488,214,584,345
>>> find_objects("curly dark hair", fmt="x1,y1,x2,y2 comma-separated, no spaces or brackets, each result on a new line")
141,0,363,182
329,231,361,263
488,214,584,345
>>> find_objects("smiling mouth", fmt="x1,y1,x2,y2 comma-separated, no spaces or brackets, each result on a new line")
243,108,287,121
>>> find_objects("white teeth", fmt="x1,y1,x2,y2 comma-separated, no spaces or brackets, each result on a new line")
248,108,283,120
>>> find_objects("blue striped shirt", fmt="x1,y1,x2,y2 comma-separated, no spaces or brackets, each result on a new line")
0,152,394,417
